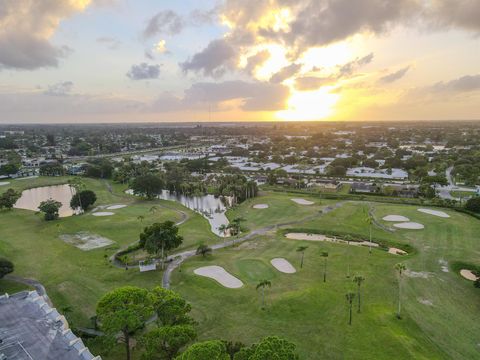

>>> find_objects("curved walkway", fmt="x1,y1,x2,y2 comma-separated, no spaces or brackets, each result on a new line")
162,201,345,288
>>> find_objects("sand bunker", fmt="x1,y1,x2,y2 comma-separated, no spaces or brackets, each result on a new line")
418,298,433,306
382,215,410,222
418,208,450,218
0,181,10,186
194,266,243,288
291,198,314,205
460,269,478,281
393,222,424,230
106,204,127,210
439,259,449,273
285,233,379,249
270,258,296,274
92,212,115,217
388,247,407,255
60,232,114,250
253,204,269,209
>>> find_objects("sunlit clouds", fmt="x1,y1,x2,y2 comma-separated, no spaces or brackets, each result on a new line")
0,0,479,123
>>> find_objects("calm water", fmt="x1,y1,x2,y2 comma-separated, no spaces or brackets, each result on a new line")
15,184,76,217
127,189,231,236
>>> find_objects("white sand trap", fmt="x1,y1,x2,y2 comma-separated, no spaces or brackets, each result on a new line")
291,198,314,205
0,181,10,186
393,222,424,230
92,211,115,217
194,266,243,288
253,204,269,209
270,258,296,274
285,233,379,248
106,204,127,210
439,259,449,273
460,269,478,281
383,215,410,222
418,208,450,218
388,247,407,255
60,232,115,250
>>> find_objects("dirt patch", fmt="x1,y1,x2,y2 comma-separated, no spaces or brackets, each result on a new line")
393,222,424,230
253,204,269,209
0,181,10,186
418,208,450,218
270,258,296,274
438,259,449,273
291,198,314,205
382,215,410,222
60,232,115,250
194,266,243,288
92,212,115,217
460,269,478,281
405,270,431,279
285,233,381,250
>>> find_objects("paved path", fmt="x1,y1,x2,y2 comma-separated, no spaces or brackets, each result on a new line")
162,201,345,288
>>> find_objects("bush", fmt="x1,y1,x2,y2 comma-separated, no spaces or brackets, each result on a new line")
465,197,480,213
70,190,97,211
0,257,14,279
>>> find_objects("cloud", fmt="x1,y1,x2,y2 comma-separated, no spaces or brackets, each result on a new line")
431,74,480,93
183,81,290,111
43,81,74,96
379,66,411,83
338,53,374,76
270,64,302,83
96,37,121,50
180,39,236,78
424,0,480,32
295,76,336,91
244,50,270,75
143,10,185,38
0,0,92,70
126,63,161,80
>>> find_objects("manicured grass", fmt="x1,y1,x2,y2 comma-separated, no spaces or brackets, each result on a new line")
0,278,33,294
0,176,217,328
172,198,480,360
450,190,475,198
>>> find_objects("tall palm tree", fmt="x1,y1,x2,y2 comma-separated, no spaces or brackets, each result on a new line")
344,234,352,278
345,292,355,325
395,263,406,319
364,212,374,254
321,251,329,282
353,275,365,313
296,246,308,268
149,205,159,215
196,244,212,258
218,224,228,245
137,215,145,223
256,280,271,308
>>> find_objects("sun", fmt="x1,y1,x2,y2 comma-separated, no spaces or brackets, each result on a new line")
276,86,340,121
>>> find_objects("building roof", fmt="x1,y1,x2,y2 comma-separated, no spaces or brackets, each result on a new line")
0,291,100,360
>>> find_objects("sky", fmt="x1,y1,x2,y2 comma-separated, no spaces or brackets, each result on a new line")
0,0,479,124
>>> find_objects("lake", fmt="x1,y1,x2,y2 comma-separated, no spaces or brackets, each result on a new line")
14,184,76,217
127,189,231,236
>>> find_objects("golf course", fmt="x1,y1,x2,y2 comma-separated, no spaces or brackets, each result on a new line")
1,176,479,359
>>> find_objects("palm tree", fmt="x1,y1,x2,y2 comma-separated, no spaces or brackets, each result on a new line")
296,246,308,268
218,224,228,245
149,205,159,215
321,251,329,282
346,292,355,325
344,234,352,278
395,263,406,319
353,275,365,313
364,211,374,254
196,244,212,258
68,178,85,213
256,280,271,308
137,215,145,223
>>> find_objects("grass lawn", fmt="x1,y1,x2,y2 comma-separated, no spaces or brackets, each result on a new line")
172,199,480,360
0,176,217,328
450,190,475,199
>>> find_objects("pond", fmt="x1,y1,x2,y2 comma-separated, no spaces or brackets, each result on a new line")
127,189,231,236
14,184,76,217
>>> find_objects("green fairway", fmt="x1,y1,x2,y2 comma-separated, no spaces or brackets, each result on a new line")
0,176,217,327
1,180,479,359
172,199,480,360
